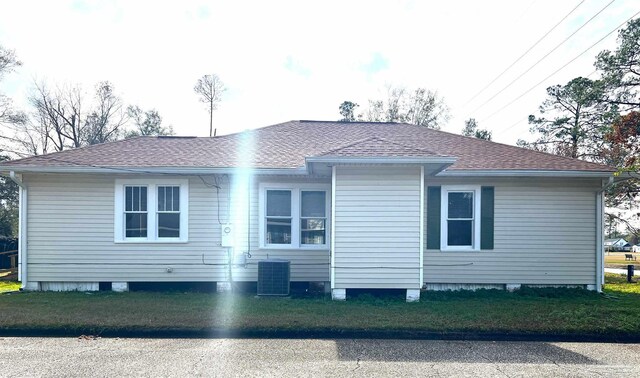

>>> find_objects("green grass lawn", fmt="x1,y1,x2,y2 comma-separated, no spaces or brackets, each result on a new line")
0,274,639,336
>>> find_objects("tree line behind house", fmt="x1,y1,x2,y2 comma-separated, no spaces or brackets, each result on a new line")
0,43,227,236
336,18,640,241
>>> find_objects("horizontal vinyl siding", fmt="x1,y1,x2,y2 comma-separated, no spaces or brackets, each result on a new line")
424,177,600,285
230,175,331,282
25,173,332,283
334,166,421,289
25,174,228,282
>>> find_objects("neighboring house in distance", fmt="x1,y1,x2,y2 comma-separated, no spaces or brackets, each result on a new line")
632,245,640,253
604,238,629,252
0,120,616,300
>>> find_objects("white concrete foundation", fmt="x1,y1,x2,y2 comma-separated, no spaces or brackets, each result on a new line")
332,288,346,301
406,289,420,302
424,283,505,291
22,281,40,291
111,282,129,292
505,284,522,292
40,282,98,292
217,281,231,293
586,284,597,291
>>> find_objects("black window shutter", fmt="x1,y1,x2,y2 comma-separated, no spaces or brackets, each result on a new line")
480,186,494,250
426,186,441,250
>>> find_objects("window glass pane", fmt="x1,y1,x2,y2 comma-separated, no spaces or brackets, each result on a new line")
157,186,179,212
125,186,133,211
158,213,180,238
301,218,325,245
266,218,291,244
448,192,473,218
448,220,472,246
266,190,291,216
173,187,180,211
140,187,147,212
132,186,139,211
125,213,147,238
166,186,173,211
301,191,325,217
125,186,147,212
158,186,165,211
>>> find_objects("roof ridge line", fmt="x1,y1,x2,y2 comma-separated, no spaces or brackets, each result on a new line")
373,136,444,156
314,136,379,157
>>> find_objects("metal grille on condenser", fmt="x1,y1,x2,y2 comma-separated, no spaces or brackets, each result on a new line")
257,260,290,296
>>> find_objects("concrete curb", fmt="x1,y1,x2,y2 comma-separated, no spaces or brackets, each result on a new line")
1,328,639,343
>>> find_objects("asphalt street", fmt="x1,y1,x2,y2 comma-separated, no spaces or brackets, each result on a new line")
1,337,639,377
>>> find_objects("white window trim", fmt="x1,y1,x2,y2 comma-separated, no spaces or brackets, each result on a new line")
114,178,189,243
258,182,331,250
440,185,481,252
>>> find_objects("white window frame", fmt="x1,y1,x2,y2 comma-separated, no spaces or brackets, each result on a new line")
440,185,481,251
114,178,189,243
258,183,331,250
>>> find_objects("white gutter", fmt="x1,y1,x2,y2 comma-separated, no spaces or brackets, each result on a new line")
2,164,616,179
8,171,26,189
438,169,615,178
306,156,457,165
7,172,28,289
0,166,310,175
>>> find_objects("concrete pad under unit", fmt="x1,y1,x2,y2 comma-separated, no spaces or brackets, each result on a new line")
406,289,420,302
332,288,346,301
216,282,231,293
111,282,129,292
505,284,521,292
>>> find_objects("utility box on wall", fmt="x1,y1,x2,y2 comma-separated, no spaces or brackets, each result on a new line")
221,224,234,247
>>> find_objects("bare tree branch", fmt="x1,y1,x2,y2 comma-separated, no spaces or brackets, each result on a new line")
194,74,225,137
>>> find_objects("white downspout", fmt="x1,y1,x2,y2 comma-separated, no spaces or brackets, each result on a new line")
330,165,336,290
8,172,28,290
596,177,614,292
419,166,424,288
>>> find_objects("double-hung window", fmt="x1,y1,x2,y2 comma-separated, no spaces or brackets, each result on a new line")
441,186,481,251
300,191,327,245
260,184,330,249
265,190,293,244
157,186,181,238
115,179,188,243
124,186,148,238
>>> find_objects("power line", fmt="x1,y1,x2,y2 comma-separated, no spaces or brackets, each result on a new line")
482,11,640,126
496,68,600,135
470,0,616,115
464,0,586,107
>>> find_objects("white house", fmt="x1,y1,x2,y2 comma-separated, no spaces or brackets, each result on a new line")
604,238,629,252
0,120,616,300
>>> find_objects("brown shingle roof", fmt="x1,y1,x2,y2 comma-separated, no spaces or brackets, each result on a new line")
317,136,447,158
0,120,615,172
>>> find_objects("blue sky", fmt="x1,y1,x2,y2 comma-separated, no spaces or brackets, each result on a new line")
0,0,638,144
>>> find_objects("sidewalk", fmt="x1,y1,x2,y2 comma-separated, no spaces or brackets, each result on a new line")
606,267,634,275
